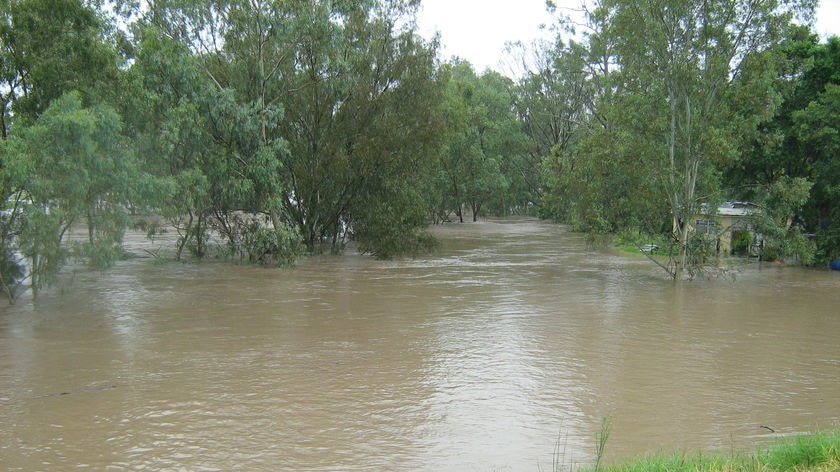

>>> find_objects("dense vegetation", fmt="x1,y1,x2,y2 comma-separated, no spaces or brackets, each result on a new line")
0,0,837,299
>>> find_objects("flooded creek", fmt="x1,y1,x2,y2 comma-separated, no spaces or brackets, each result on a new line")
2,218,839,470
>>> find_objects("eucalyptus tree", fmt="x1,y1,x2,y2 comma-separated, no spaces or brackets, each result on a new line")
0,0,123,130
514,37,601,222
138,0,444,258
122,28,217,260
529,8,663,233
592,0,815,278
133,0,297,261
473,70,533,216
438,61,503,222
792,81,840,262
11,93,137,291
0,0,129,298
270,0,444,255
766,33,840,263
438,60,535,222
724,28,839,263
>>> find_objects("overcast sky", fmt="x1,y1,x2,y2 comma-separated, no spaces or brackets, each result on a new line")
416,0,840,73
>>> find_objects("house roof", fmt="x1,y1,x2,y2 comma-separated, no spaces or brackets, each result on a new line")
715,201,759,217
699,201,759,217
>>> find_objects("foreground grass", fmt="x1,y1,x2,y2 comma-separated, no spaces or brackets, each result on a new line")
576,429,840,472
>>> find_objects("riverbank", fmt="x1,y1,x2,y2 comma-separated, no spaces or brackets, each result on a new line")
577,429,840,472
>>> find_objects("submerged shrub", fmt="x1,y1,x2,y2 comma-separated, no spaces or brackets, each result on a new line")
241,223,302,267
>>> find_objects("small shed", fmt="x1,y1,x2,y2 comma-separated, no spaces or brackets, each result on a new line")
694,202,761,256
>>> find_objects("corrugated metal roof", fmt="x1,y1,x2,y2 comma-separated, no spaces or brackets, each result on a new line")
718,201,759,216
702,201,760,217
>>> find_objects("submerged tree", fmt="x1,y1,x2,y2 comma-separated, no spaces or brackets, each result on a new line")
792,82,840,262
0,0,128,299
135,0,444,258
537,6,665,235
130,0,297,261
11,92,137,290
271,0,445,255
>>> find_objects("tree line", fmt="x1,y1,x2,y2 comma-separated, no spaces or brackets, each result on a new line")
536,0,838,278
0,0,836,299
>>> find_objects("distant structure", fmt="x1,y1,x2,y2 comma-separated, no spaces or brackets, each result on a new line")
694,202,761,256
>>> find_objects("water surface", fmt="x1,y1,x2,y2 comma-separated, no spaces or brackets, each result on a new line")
2,218,839,470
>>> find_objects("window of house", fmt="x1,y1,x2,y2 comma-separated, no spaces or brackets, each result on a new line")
695,219,719,235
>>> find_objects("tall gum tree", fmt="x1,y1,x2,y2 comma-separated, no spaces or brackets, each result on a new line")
140,0,444,256
519,35,609,224
272,0,444,254
724,30,839,263
440,61,481,222
601,0,815,278
0,0,129,298
438,61,521,222
123,29,219,260
0,0,123,129
14,92,136,290
135,0,300,259
535,6,665,234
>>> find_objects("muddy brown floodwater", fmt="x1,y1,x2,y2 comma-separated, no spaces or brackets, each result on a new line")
1,218,839,471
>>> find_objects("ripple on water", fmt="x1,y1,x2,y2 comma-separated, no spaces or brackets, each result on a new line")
1,219,838,471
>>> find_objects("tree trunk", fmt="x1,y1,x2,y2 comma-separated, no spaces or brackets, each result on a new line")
176,212,193,261
88,208,95,245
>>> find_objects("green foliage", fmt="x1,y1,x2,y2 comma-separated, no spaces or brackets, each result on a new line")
752,176,815,264
0,0,123,127
594,417,612,472
210,212,302,266
240,223,302,268
790,82,840,263
683,230,719,274
0,91,138,293
579,429,840,472
179,212,210,259
0,139,30,298
0,245,24,297
816,221,840,264
535,0,815,278
758,429,840,471
729,33,840,264
436,61,533,221
17,206,68,291
542,106,667,235
137,0,444,257
74,239,126,270
613,229,668,254
731,231,752,256
513,37,592,219
20,92,136,267
353,184,440,259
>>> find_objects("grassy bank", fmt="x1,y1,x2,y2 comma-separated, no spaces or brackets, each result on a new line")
575,429,840,472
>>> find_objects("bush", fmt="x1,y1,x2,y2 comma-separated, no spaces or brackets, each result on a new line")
732,231,752,255
209,212,302,267
74,239,125,269
241,223,302,267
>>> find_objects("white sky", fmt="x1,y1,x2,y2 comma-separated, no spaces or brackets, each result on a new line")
416,0,840,73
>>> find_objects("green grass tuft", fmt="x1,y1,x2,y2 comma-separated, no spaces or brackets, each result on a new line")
576,429,840,472
756,430,840,471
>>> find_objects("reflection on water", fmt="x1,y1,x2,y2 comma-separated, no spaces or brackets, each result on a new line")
1,218,839,471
